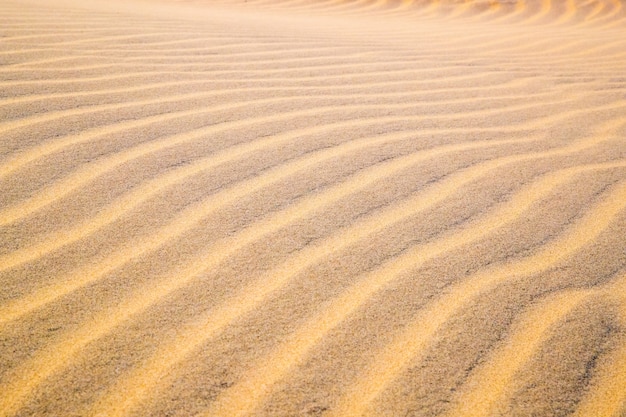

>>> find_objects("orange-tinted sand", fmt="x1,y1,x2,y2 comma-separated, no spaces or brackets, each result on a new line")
1,0,626,415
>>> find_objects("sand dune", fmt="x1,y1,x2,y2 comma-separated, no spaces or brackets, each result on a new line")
1,0,626,415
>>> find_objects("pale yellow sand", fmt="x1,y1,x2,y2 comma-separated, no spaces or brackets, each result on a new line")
1,0,626,416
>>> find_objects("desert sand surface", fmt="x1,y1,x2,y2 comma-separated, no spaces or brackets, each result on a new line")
1,0,626,415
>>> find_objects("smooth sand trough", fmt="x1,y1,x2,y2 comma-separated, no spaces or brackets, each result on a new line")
1,0,626,415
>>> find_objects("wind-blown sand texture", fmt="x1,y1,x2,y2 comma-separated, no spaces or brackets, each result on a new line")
1,0,626,415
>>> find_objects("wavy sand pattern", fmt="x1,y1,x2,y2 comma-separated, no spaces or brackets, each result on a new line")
1,0,626,415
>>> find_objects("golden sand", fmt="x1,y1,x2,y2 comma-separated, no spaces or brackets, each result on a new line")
1,0,626,415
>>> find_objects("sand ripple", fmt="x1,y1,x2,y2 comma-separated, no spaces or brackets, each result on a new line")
1,0,625,415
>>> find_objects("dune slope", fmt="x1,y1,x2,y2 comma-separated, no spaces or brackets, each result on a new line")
1,0,626,416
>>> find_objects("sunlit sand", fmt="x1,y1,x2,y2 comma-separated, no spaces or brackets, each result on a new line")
1,0,625,415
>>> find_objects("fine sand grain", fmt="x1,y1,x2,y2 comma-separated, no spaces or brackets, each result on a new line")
1,0,626,416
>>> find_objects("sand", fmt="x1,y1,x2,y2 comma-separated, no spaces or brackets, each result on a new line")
1,0,626,415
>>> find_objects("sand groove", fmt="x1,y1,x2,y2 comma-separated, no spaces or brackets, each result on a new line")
0,130,530,325
328,177,626,417
87,158,625,417
1,0,625,416
443,270,626,417
0,90,576,224
206,161,626,417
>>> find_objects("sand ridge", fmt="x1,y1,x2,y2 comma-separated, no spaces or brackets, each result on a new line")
1,0,626,416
